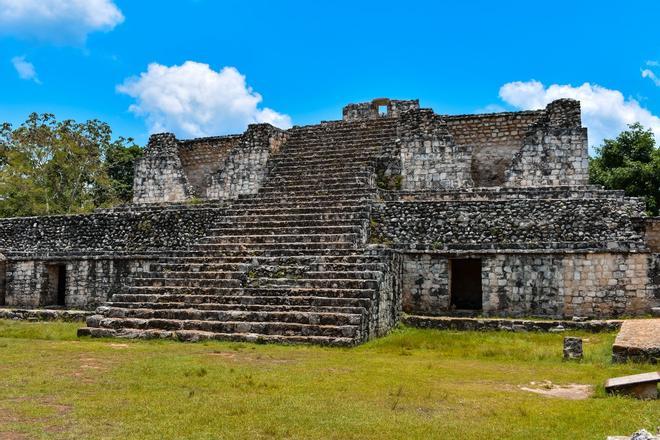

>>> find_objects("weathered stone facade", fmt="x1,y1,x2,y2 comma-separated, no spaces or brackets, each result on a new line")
0,97,657,344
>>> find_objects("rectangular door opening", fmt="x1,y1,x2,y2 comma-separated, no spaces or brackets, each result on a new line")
46,264,67,307
450,258,482,310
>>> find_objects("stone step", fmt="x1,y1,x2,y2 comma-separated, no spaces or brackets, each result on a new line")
98,306,363,326
264,172,374,184
269,158,376,169
136,269,381,281
136,271,245,280
223,204,369,216
123,286,376,299
153,248,366,257
221,212,369,223
85,316,361,339
257,184,372,194
268,164,374,176
193,242,358,251
198,233,359,244
226,199,372,210
106,301,367,315
270,151,382,163
245,277,379,289
235,189,376,202
78,327,356,346
132,277,378,290
109,293,370,308
256,184,374,193
207,225,363,236
132,277,242,288
153,254,388,265
150,261,386,273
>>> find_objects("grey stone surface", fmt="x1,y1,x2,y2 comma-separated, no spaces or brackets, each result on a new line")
563,336,583,360
0,97,657,343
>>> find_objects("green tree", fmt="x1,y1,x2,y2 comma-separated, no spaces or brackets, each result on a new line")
0,113,140,217
589,123,660,216
106,143,144,203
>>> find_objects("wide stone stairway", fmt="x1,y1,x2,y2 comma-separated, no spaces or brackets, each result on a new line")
79,118,400,345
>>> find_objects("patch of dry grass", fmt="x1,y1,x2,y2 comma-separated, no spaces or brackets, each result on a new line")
0,320,657,439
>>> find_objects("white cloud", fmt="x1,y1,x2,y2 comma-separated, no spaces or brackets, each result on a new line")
499,80,660,147
0,0,124,43
641,68,660,87
646,60,659,67
11,56,40,84
117,61,292,138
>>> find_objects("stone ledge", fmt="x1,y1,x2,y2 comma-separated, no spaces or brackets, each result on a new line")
612,319,660,364
0,308,93,322
403,314,622,333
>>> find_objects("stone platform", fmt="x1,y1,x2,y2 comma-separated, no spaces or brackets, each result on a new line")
403,315,622,333
612,319,660,363
0,308,92,322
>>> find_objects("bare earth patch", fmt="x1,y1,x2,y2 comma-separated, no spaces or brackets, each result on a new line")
0,397,72,439
520,380,594,400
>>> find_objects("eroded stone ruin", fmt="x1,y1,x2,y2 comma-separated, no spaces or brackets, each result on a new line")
0,98,658,345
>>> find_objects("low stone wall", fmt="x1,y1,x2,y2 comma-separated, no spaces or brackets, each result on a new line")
403,314,622,333
0,307,92,322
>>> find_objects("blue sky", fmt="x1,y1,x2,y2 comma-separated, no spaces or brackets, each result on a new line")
1,0,659,148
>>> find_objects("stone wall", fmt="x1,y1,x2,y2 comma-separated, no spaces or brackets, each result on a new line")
178,136,240,196
369,250,403,337
397,252,655,318
504,100,589,187
398,109,474,190
370,196,647,252
0,256,5,306
0,206,226,254
483,253,652,318
645,218,660,251
5,257,151,309
443,111,543,186
206,124,288,200
343,98,419,122
401,254,449,314
133,133,194,204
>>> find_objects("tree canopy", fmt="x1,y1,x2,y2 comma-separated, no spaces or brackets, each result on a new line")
0,113,142,218
589,123,660,216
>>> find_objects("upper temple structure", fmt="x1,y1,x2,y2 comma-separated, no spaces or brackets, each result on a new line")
0,98,658,344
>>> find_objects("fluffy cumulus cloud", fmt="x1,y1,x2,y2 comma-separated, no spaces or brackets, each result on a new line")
498,80,660,147
11,56,40,84
0,0,124,43
117,61,292,137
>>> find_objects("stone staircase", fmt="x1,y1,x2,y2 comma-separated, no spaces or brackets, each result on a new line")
79,118,401,345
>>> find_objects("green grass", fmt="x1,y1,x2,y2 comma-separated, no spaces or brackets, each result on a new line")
0,320,657,439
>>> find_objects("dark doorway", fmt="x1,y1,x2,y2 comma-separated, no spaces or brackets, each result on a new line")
46,264,67,307
56,265,66,306
450,259,482,310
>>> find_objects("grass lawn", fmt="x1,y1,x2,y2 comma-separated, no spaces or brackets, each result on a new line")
0,320,657,439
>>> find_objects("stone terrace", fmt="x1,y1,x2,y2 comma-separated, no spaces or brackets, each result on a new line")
78,118,402,345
